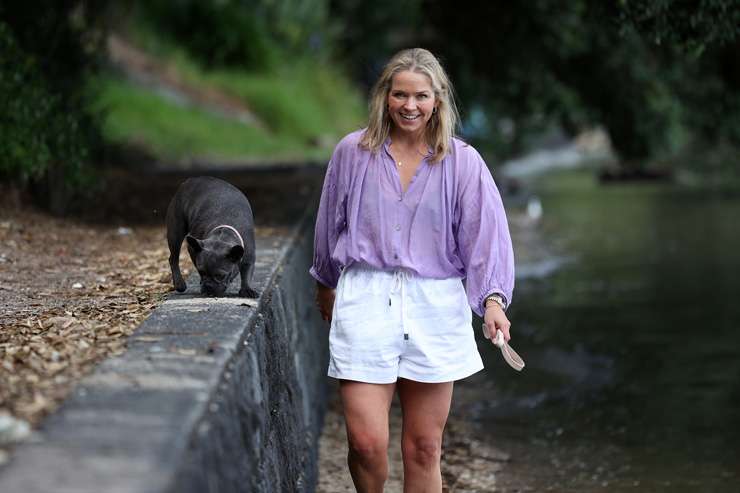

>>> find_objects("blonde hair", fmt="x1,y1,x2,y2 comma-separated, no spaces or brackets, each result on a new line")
359,48,459,163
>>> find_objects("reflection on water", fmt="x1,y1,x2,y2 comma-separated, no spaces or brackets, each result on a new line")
464,170,740,492
516,255,576,281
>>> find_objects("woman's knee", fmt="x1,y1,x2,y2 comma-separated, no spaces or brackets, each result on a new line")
347,431,388,464
402,435,442,468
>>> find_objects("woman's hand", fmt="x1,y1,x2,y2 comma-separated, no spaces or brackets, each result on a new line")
315,282,336,322
484,303,511,342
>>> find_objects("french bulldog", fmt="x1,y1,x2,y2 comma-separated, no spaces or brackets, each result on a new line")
166,176,259,297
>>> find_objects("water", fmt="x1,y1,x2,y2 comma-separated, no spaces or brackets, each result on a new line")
463,169,740,492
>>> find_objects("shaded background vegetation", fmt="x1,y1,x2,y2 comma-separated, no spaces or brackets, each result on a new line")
1,0,738,213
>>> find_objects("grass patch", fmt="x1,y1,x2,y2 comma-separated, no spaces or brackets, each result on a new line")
206,61,366,143
97,24,366,162
91,76,312,160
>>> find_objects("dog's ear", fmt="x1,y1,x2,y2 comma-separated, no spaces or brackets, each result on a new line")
227,244,244,262
186,234,203,253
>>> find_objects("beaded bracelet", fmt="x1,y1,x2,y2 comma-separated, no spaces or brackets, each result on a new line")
484,294,505,310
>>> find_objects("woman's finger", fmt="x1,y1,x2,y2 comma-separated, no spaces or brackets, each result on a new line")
498,320,511,341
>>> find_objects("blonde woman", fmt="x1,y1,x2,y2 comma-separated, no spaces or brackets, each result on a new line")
311,48,514,492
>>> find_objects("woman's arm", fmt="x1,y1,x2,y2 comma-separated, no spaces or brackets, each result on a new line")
315,281,336,322
454,147,515,337
309,148,347,290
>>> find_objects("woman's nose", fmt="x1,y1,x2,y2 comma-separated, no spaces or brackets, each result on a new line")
403,97,417,110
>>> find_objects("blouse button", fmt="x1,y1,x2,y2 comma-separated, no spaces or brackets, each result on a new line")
394,224,401,231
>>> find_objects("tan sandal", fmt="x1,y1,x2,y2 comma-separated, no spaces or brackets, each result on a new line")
482,324,525,371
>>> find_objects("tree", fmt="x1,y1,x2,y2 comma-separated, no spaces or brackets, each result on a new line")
0,2,108,213
330,0,740,167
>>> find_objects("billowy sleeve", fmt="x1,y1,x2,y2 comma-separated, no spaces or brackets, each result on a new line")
309,145,347,289
455,147,515,317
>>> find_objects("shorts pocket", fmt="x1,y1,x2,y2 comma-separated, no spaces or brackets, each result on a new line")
334,267,388,321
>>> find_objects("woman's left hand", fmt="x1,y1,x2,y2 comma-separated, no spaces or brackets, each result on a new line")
484,304,511,342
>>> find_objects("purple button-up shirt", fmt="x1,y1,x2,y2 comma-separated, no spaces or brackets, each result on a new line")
310,129,514,316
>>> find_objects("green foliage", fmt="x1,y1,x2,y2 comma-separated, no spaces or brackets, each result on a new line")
101,18,365,159
0,2,107,88
332,0,740,167
207,62,365,142
96,0,365,163
0,23,52,181
95,75,312,161
418,1,685,162
92,76,280,159
0,21,96,187
617,0,740,54
0,2,107,204
92,61,365,162
329,0,425,86
138,0,330,70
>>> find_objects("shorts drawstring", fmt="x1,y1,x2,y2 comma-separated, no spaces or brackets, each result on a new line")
389,270,410,340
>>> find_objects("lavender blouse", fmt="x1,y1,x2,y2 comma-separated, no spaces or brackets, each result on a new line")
310,129,514,316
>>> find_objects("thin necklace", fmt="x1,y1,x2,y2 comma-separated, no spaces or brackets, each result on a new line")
391,143,427,167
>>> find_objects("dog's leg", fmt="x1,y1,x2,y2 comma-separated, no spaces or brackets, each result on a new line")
238,255,259,298
166,200,188,293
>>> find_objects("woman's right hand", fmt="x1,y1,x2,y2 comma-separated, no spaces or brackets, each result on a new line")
315,282,336,322
484,303,511,342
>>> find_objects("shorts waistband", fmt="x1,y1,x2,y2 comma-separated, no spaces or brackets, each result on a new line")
344,263,412,275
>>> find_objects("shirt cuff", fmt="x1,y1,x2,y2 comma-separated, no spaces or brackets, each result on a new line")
480,290,509,314
309,266,337,289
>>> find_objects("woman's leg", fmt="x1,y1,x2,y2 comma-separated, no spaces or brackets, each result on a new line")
339,379,397,493
397,378,454,493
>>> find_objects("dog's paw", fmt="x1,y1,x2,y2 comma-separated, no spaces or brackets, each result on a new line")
239,286,259,298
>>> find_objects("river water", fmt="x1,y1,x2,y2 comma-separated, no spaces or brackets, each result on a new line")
458,169,740,492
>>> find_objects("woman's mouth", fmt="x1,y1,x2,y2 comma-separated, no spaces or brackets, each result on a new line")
400,113,421,121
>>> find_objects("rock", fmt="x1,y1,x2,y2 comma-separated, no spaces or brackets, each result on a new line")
0,412,31,445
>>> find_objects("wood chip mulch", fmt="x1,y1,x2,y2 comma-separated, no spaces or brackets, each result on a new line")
0,202,184,430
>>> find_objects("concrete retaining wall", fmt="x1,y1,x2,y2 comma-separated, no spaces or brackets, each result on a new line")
0,212,328,492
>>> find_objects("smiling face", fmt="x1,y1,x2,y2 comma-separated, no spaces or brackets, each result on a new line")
387,70,437,139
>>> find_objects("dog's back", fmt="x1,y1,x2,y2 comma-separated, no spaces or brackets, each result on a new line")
177,177,254,238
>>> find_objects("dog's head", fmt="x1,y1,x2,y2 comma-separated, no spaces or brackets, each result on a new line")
185,234,244,296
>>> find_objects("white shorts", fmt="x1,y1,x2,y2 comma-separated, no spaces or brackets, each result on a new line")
328,264,484,384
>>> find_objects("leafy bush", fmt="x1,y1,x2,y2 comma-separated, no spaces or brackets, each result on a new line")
333,1,740,167
0,3,108,211
139,0,329,70
0,22,95,188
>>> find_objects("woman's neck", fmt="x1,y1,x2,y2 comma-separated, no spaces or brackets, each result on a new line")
389,128,427,153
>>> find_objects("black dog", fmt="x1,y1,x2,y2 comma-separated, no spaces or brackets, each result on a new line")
166,177,258,297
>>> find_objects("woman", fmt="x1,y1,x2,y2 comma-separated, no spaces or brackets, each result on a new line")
310,48,514,492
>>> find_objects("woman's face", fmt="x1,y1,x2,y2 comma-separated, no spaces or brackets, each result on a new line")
387,70,437,138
